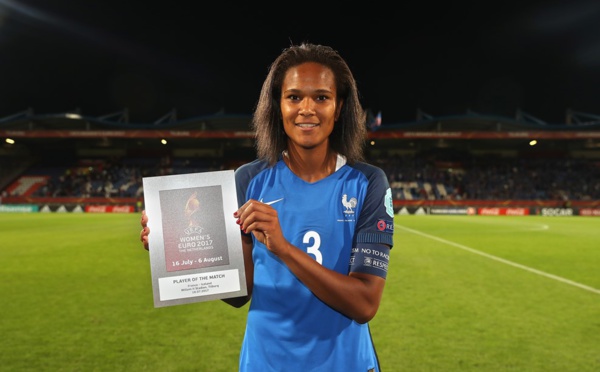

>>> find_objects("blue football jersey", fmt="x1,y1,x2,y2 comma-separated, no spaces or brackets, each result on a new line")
234,155,394,372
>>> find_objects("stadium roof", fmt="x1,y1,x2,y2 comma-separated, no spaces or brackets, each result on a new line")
2,108,600,133
1,108,600,156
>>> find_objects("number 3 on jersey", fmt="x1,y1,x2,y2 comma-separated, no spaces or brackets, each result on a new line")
303,231,322,264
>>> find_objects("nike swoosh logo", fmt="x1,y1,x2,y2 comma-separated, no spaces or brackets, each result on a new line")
261,197,284,205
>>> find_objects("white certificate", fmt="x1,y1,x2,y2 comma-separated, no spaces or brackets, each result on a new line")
142,170,247,307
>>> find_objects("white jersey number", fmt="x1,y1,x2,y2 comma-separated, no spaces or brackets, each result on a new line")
303,231,322,264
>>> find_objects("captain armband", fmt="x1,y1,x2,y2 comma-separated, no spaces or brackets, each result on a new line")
349,243,390,279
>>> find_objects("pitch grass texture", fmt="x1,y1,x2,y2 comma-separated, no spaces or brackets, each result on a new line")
0,213,598,371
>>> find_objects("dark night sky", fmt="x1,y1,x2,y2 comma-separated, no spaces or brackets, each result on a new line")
1,1,600,125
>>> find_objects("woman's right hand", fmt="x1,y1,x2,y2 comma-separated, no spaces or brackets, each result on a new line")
140,210,150,251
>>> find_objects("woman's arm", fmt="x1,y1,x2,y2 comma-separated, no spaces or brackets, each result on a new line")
235,200,387,323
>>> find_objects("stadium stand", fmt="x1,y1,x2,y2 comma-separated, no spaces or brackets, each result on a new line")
1,109,599,212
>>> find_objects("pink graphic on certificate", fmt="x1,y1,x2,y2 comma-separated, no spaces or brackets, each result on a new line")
159,185,230,272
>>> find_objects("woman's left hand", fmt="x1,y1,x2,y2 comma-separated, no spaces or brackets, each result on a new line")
234,199,290,256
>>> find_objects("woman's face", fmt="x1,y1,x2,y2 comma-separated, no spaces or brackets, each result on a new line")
280,62,343,151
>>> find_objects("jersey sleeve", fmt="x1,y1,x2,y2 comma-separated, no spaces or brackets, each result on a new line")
353,163,395,249
234,159,268,208
234,159,270,237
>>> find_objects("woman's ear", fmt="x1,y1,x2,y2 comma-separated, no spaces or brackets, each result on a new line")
272,98,283,120
335,100,344,121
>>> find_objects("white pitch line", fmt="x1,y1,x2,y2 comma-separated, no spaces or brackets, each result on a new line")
396,224,600,295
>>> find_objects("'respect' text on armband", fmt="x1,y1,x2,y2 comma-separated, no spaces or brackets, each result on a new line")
349,244,390,279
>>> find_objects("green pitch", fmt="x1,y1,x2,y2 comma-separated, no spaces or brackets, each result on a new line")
0,213,598,371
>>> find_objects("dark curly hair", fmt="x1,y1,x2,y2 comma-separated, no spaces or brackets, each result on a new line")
252,42,367,165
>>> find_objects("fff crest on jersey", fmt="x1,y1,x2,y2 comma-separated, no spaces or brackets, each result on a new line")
342,194,357,214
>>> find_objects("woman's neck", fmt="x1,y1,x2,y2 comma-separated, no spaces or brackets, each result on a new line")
284,145,337,183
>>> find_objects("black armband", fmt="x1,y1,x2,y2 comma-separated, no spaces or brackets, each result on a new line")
349,243,390,279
